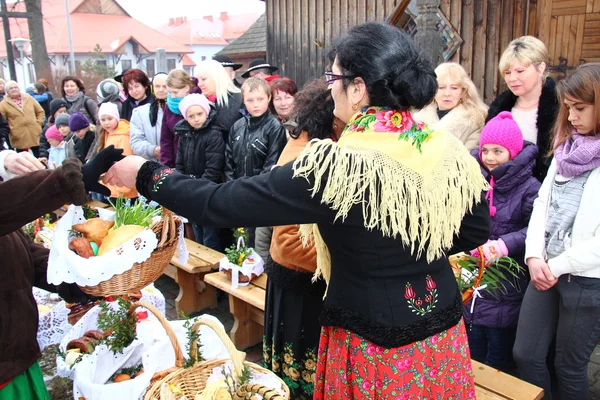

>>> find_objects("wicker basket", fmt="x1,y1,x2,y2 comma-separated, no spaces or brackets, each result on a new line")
144,316,290,399
80,209,181,296
449,247,486,304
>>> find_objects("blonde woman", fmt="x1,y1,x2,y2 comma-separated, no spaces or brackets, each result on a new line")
0,81,45,157
195,60,242,141
159,69,201,167
487,36,558,181
414,62,487,151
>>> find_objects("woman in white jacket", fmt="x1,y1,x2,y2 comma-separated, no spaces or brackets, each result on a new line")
130,73,167,161
513,63,600,399
413,62,487,151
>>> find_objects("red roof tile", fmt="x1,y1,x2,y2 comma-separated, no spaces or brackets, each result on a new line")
181,54,196,66
0,13,193,56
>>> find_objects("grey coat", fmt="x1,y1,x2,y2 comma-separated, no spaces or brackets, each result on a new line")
130,103,163,161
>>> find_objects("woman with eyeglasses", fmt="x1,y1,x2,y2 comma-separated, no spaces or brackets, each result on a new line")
104,22,490,398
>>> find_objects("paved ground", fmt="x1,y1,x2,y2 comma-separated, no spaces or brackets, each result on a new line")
42,274,600,398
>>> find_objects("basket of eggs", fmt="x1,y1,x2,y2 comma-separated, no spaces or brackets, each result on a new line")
48,197,183,296
144,315,289,400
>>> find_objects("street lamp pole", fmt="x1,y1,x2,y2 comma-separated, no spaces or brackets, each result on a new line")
65,0,76,74
9,38,31,85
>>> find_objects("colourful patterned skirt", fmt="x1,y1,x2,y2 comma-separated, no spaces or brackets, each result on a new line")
263,262,326,400
314,320,475,399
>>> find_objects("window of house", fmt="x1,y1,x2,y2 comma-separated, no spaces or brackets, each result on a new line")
167,59,176,71
201,56,206,61
96,60,107,67
122,60,132,72
27,63,36,84
147,59,155,77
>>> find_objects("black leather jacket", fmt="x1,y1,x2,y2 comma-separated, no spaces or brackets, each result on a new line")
224,110,287,181
175,107,225,183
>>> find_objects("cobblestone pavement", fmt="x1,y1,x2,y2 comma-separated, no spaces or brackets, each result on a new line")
41,274,600,398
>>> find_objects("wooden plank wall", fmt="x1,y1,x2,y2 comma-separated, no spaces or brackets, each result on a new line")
266,0,406,89
439,0,528,103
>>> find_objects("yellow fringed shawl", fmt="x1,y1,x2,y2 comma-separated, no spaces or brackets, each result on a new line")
292,107,488,288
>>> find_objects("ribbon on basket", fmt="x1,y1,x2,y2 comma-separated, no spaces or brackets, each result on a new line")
462,246,486,304
469,284,488,314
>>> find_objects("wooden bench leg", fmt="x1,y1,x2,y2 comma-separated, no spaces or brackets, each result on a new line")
175,269,217,316
228,295,263,350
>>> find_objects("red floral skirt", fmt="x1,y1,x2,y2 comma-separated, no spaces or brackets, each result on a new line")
314,320,475,399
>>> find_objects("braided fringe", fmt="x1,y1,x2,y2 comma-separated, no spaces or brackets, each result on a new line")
293,136,488,288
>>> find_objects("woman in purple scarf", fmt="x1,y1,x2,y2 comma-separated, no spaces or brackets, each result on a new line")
513,63,600,399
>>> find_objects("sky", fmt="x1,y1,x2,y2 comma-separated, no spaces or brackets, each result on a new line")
117,0,266,27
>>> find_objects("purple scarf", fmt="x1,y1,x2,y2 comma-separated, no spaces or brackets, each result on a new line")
554,133,600,178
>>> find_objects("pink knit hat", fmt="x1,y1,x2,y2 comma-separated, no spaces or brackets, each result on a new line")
98,102,120,121
45,125,63,142
179,94,210,119
479,111,524,159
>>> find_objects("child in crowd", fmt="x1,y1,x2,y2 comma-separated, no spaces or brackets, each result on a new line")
45,125,66,169
225,77,287,246
95,102,137,200
175,93,225,250
464,111,540,371
68,112,96,163
513,63,600,399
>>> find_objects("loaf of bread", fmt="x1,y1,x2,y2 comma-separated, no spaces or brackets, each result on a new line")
67,337,95,353
98,225,146,256
72,218,115,243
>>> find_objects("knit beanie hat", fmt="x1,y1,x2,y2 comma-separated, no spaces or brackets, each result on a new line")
179,93,210,119
50,98,69,117
55,113,71,127
98,102,120,121
96,79,120,102
479,111,524,159
45,125,63,142
69,112,90,132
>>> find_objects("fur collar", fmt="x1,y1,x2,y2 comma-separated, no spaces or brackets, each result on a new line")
486,78,558,180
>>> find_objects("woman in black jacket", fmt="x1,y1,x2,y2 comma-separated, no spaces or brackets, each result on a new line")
120,69,154,122
486,36,558,181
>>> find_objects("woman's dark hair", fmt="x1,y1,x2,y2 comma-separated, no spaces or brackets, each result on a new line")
328,22,438,110
61,76,85,97
122,68,151,97
290,78,335,140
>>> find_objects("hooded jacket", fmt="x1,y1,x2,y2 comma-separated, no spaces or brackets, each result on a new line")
224,110,287,181
175,105,225,183
486,78,558,181
463,141,541,328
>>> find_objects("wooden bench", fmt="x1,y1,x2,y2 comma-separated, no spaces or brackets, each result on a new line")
163,238,224,316
472,360,543,399
204,271,267,351
204,271,543,399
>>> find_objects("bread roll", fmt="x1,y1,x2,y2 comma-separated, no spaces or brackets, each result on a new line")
98,225,146,256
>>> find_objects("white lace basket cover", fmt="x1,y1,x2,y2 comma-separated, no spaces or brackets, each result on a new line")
48,205,162,287
219,237,264,289
35,285,165,352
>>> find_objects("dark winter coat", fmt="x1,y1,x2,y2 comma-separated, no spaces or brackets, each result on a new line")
0,113,9,149
486,78,558,182
136,159,490,348
224,110,287,181
212,92,243,142
463,141,541,329
120,94,154,122
175,106,225,183
0,159,91,384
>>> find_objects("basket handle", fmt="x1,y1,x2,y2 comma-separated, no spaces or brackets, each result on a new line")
157,208,173,248
237,235,245,250
234,383,285,400
190,316,247,381
461,246,487,304
128,301,185,367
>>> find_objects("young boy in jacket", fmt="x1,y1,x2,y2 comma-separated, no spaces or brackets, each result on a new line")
176,93,225,250
225,77,287,246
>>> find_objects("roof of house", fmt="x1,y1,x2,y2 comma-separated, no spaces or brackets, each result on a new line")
216,13,266,57
0,0,193,57
156,13,261,46
181,54,196,67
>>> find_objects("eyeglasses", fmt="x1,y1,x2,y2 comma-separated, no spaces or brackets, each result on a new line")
324,71,356,85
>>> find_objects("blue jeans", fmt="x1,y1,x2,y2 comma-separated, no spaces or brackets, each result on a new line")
192,224,221,251
467,324,516,372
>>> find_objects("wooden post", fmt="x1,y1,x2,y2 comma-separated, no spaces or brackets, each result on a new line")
413,0,441,67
